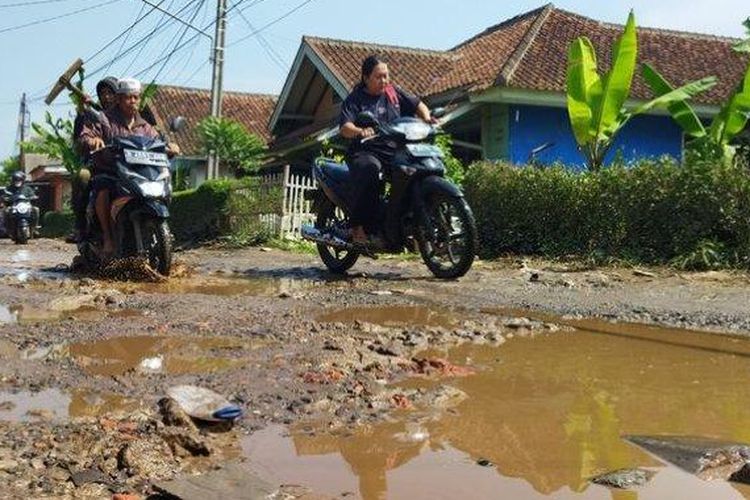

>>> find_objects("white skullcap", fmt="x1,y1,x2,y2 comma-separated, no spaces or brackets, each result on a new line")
117,78,142,95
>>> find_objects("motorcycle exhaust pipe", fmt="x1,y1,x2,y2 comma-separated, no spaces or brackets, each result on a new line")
301,224,353,250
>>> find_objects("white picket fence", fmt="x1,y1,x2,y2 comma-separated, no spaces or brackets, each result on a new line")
255,165,317,239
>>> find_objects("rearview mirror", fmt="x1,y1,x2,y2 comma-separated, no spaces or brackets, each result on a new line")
168,116,187,133
355,111,379,128
431,107,447,119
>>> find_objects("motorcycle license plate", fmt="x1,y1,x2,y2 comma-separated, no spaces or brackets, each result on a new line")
123,149,169,167
406,144,443,158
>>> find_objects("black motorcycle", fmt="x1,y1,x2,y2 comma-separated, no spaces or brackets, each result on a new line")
302,110,477,279
79,119,183,275
2,189,37,245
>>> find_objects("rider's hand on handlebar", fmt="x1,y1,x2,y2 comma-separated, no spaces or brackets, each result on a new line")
87,137,105,152
359,127,376,139
166,142,181,157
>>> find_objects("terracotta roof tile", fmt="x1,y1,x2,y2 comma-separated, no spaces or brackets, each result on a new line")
297,5,748,106
148,85,277,156
304,36,456,97
508,8,749,105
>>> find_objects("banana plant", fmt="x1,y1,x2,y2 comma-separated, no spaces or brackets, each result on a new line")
566,11,717,171
642,58,750,162
734,18,750,53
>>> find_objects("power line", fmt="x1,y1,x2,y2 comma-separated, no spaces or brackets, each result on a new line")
0,0,121,34
235,5,287,71
227,0,314,47
136,0,211,39
150,0,206,82
120,0,180,76
104,0,147,75
0,0,89,8
134,0,308,77
127,0,250,78
86,0,164,62
86,0,198,78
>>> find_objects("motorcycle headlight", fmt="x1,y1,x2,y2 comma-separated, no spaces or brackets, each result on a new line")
138,180,167,198
15,202,31,214
391,122,432,141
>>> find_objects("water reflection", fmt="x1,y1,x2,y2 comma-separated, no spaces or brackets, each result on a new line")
317,306,457,329
245,326,750,499
0,388,140,422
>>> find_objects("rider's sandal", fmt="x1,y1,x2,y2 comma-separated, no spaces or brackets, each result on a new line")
353,241,378,259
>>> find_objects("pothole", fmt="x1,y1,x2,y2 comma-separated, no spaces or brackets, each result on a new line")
316,305,458,329
68,335,267,376
0,388,141,422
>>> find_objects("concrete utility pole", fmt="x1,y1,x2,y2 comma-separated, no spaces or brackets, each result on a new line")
17,93,28,168
207,0,228,180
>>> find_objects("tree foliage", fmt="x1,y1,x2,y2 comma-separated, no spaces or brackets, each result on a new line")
0,156,21,185
196,117,266,176
21,112,83,175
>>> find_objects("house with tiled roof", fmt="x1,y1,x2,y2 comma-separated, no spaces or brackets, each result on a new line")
148,85,276,184
269,4,749,168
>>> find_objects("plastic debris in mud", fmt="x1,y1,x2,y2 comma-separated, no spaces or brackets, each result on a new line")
167,385,243,422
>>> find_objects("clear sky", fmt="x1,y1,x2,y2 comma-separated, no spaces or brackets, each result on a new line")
0,0,747,158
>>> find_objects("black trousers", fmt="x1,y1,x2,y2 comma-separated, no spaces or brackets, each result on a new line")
346,151,382,229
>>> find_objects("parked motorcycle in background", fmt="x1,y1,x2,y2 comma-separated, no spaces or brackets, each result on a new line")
302,109,478,279
2,188,38,245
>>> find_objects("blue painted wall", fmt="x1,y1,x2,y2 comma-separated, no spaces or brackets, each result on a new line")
507,104,683,169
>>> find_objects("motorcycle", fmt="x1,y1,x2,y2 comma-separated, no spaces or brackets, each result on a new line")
2,189,37,245
78,117,185,275
302,110,478,279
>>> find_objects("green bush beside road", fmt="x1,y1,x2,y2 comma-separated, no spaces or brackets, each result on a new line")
464,160,750,269
39,210,74,238
170,178,278,246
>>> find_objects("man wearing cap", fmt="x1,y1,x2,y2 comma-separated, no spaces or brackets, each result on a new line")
68,76,119,243
78,77,179,258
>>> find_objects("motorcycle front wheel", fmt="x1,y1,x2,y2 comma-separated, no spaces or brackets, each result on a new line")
418,193,477,279
144,219,173,276
316,201,359,274
16,222,29,244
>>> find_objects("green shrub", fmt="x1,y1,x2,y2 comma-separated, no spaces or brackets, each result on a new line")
40,210,74,238
170,179,234,243
170,178,280,245
464,160,750,267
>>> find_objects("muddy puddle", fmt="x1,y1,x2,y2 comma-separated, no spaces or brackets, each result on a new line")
317,305,457,329
69,335,266,376
0,388,141,422
0,303,140,325
118,275,313,298
244,321,750,499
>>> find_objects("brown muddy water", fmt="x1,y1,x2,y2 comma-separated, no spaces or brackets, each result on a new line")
0,303,141,325
124,275,313,297
244,321,750,499
317,305,458,329
0,388,140,422
69,335,266,376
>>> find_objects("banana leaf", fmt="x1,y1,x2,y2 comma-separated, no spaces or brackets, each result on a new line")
595,11,637,139
641,63,707,138
710,62,750,144
630,77,718,117
567,37,602,146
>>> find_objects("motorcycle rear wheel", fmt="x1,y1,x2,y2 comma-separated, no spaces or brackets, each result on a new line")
418,193,477,279
316,201,359,274
144,220,173,276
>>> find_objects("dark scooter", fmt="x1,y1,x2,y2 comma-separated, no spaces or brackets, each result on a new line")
302,110,478,279
78,116,185,275
2,189,37,244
